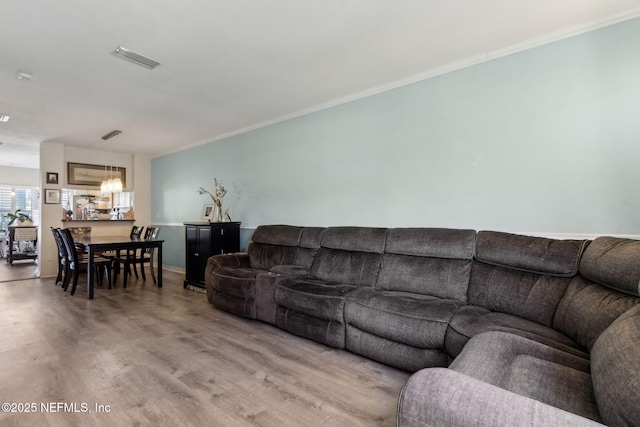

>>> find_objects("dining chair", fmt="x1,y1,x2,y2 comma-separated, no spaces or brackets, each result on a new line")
59,228,114,295
67,226,92,254
51,227,68,286
131,227,161,283
112,225,144,286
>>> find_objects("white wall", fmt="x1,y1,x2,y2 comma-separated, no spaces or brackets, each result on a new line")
63,146,134,190
38,142,151,278
0,165,38,186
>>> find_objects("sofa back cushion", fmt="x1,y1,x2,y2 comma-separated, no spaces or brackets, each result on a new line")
294,227,325,267
554,236,640,352
469,231,588,327
579,236,640,296
310,227,387,286
248,225,302,270
376,228,475,302
553,276,639,351
591,304,640,427
475,231,588,276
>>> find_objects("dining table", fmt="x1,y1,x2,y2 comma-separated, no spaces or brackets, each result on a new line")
74,235,164,299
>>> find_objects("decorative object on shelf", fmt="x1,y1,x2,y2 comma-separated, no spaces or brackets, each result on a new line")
46,172,59,184
198,178,228,222
44,188,61,204
67,162,126,189
62,208,73,220
4,209,33,226
124,208,134,219
202,204,214,221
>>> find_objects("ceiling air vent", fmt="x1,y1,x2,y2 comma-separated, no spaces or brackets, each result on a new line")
101,130,122,140
111,46,161,69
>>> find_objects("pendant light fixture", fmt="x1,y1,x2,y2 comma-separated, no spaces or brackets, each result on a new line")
100,130,123,193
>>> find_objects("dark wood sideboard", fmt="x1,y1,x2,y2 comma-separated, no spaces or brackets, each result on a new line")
184,222,240,289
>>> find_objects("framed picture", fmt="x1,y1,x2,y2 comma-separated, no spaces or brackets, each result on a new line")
67,162,126,187
46,172,59,184
44,189,61,204
202,204,214,220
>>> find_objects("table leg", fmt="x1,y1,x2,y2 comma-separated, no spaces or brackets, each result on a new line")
157,242,163,288
88,246,95,299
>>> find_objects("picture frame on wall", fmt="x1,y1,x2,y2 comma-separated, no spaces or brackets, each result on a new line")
67,162,126,187
202,204,214,221
46,172,59,184
44,189,61,204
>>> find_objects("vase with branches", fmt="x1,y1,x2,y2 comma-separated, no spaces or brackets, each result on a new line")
198,178,228,222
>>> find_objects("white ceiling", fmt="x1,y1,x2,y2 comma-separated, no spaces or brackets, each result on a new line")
1,0,639,169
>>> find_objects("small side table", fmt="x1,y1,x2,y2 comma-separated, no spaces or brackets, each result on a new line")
7,226,38,265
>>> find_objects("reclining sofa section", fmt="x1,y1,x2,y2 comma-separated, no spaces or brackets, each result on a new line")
205,225,640,427
205,225,324,321
398,235,640,427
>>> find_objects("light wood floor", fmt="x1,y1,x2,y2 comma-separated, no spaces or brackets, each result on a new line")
0,269,409,426
0,258,39,282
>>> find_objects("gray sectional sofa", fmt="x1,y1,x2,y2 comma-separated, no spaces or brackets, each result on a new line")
204,225,640,426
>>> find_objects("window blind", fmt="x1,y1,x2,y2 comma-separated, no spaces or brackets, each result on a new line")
0,186,13,230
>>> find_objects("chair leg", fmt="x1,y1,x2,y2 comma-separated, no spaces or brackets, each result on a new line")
123,262,128,288
149,258,156,284
62,265,71,291
140,259,146,281
70,270,80,295
55,259,63,285
107,265,112,289
113,261,120,283
132,254,139,279
96,267,103,286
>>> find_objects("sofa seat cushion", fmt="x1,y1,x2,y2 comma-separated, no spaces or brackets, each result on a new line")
445,305,586,359
274,276,359,323
450,331,601,423
345,287,464,349
345,326,448,372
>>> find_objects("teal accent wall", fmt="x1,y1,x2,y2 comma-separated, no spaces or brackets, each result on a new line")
153,18,640,269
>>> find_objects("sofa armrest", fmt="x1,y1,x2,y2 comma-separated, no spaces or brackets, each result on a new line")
398,368,604,427
207,253,250,270
269,265,311,276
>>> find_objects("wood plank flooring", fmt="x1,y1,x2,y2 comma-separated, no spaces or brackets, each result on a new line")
0,270,409,426
0,258,38,282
